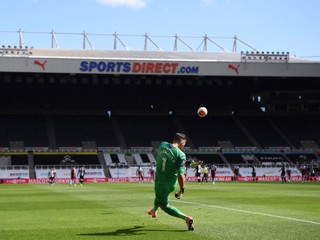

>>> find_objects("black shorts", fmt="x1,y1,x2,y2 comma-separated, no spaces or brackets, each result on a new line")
79,176,84,183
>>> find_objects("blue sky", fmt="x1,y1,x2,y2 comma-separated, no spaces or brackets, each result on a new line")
1,0,319,59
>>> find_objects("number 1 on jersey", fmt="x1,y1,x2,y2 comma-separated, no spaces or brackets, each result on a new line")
162,158,167,172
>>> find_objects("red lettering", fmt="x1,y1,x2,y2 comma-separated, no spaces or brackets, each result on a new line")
132,62,141,72
155,63,162,73
162,63,171,73
171,63,179,73
146,63,154,73
132,62,179,74
141,63,146,73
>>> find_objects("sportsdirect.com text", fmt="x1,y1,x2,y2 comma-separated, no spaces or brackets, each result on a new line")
79,61,199,74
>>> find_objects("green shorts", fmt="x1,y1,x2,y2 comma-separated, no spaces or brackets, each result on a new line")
154,183,177,205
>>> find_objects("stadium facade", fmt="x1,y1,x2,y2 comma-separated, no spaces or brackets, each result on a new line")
1,43,320,182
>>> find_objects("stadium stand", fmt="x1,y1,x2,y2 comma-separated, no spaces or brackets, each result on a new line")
53,115,118,147
110,154,120,164
284,153,318,164
1,41,320,179
253,153,286,164
140,154,151,163
33,154,100,165
0,115,48,147
270,116,320,148
5,154,29,165
238,116,290,148
179,116,253,148
116,115,178,148
223,153,249,165
186,153,225,165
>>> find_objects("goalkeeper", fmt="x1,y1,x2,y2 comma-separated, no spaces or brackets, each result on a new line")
148,133,194,231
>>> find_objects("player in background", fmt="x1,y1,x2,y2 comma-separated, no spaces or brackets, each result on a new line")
147,133,194,231
233,165,240,183
70,165,77,186
202,165,208,182
210,163,217,184
279,162,287,183
149,164,155,183
77,166,86,186
48,167,57,185
195,164,202,184
300,164,307,183
251,165,257,182
286,167,292,182
184,165,189,182
137,166,144,183
310,165,316,181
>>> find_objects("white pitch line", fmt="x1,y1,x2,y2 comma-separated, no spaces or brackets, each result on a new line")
173,200,320,226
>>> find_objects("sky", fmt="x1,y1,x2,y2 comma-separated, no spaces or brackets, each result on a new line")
1,0,320,59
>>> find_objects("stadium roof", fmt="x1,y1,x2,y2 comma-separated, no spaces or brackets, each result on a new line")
26,48,319,63
0,47,320,77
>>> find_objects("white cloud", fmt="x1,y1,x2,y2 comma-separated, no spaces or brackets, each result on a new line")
96,0,147,9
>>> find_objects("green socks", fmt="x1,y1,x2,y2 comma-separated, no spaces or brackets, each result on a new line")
162,205,186,220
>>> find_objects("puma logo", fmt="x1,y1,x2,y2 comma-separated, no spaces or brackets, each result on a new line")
228,64,240,74
34,60,47,70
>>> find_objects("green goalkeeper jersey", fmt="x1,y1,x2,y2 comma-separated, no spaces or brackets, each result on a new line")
155,142,186,185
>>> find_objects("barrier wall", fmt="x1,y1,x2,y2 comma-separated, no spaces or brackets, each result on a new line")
2,166,320,184
35,169,105,179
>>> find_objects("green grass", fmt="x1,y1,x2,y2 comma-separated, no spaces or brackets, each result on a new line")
0,181,320,240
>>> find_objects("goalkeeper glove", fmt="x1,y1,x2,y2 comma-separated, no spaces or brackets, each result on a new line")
175,187,185,199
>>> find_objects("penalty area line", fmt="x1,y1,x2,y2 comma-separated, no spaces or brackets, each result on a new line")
173,200,320,226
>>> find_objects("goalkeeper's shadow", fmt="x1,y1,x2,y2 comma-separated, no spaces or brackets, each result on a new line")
77,226,185,237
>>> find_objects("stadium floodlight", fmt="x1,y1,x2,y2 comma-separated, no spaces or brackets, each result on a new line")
241,50,289,63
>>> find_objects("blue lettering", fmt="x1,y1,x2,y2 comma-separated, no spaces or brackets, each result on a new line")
107,62,115,72
180,66,199,74
115,62,123,72
97,62,107,72
80,61,89,71
89,62,98,72
80,61,199,74
123,62,131,72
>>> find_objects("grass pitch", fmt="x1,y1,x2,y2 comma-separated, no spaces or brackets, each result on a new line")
0,181,319,240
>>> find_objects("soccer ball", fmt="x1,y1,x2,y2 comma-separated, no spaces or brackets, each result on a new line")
197,107,208,117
